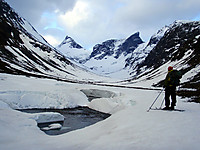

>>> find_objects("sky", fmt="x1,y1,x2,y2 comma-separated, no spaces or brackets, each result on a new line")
5,0,200,49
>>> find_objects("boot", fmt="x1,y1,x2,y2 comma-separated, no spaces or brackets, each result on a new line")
163,106,170,110
170,105,175,110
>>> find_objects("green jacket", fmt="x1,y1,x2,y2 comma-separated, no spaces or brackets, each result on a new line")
164,70,182,87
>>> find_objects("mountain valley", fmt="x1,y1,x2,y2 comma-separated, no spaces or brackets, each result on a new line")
0,1,200,150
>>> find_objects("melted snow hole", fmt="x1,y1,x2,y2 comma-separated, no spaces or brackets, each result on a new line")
19,106,110,136
80,89,116,101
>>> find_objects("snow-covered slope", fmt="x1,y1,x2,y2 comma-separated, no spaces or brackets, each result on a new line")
0,72,200,150
135,20,200,78
135,20,200,72
0,0,111,83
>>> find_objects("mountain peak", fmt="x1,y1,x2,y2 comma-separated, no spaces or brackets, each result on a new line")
58,36,83,49
129,32,140,38
64,36,73,41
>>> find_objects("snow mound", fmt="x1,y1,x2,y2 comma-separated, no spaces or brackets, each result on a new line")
0,89,88,109
80,89,116,101
31,112,64,123
41,123,62,131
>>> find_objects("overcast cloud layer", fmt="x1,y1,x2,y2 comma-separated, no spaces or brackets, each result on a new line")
5,0,200,49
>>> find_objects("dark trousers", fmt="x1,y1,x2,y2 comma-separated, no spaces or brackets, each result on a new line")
165,86,176,107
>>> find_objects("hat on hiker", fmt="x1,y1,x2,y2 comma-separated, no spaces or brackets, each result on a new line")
168,66,173,71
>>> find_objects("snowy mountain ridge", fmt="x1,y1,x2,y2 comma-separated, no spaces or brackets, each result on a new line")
58,21,197,79
56,23,175,79
57,32,148,79
80,32,147,78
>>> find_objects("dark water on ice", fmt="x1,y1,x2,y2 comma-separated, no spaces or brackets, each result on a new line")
19,106,111,135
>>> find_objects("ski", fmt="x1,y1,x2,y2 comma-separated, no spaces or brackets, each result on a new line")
150,108,185,112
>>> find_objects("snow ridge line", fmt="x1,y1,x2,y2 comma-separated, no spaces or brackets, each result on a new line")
54,77,162,91
93,83,162,91
1,72,161,91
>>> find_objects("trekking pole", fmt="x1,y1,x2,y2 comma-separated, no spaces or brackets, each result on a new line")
159,96,165,109
147,88,165,112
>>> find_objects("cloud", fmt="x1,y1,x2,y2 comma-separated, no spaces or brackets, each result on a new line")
5,0,77,29
105,0,200,40
59,1,90,28
57,0,200,47
43,35,61,47
57,0,124,48
61,0,200,47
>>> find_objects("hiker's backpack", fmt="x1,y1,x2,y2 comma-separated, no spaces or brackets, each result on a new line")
171,70,182,86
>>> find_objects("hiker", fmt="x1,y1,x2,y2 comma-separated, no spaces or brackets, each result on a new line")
163,66,182,110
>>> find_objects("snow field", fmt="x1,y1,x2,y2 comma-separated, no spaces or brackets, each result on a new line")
0,73,200,150
0,74,89,109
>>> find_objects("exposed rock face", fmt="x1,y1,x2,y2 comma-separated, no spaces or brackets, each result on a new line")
138,21,200,70
89,32,144,60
